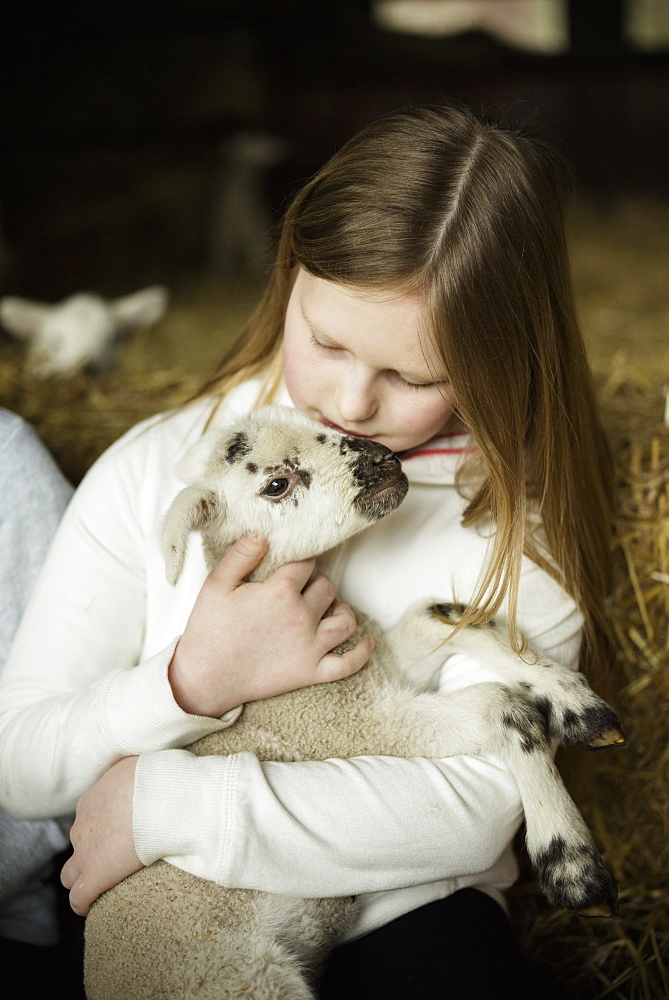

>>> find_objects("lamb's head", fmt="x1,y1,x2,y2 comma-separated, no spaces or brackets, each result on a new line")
162,406,409,584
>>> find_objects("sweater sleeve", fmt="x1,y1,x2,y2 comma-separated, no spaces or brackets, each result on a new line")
132,656,525,897
0,423,239,821
134,750,523,896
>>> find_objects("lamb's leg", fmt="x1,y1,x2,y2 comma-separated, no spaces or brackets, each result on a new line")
386,601,625,750
374,682,618,916
482,688,618,916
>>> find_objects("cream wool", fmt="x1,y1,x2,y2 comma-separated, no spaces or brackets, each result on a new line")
0,379,584,946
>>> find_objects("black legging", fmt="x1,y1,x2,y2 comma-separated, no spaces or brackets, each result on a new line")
317,889,565,1000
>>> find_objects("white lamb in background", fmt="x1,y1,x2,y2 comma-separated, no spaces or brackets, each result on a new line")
0,285,168,378
84,406,624,1000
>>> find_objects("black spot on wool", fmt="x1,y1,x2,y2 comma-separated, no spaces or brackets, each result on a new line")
535,836,618,914
225,432,251,464
501,697,547,754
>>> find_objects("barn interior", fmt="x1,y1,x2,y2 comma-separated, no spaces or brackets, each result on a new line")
0,3,667,998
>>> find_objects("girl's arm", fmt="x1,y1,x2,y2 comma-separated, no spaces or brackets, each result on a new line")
0,440,223,819
62,639,546,914
63,746,523,915
60,565,582,916
137,749,523,895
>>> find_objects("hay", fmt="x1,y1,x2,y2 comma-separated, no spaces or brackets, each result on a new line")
509,370,669,1000
0,339,202,485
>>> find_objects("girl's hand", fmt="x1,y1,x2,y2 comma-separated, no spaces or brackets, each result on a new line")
168,534,373,718
61,756,141,916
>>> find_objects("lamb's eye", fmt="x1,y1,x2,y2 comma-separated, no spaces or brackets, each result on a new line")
262,477,291,498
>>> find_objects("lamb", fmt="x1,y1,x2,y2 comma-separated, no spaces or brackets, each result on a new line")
0,285,168,378
83,405,624,1000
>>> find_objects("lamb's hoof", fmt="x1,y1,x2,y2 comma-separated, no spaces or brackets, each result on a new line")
429,602,467,624
560,705,626,751
584,728,626,750
429,602,494,628
536,837,618,918
577,900,617,918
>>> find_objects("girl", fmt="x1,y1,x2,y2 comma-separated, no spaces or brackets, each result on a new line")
0,103,613,997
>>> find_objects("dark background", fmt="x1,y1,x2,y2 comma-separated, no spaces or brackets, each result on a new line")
1,0,667,300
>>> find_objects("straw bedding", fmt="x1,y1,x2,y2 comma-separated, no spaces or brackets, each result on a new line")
508,377,669,999
0,198,667,998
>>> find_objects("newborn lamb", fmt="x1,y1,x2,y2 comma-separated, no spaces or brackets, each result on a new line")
84,405,623,1000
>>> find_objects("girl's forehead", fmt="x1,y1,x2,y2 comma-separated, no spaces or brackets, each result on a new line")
294,270,428,340
292,269,442,376
296,267,423,313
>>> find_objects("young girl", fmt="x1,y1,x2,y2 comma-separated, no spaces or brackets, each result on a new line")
0,103,613,997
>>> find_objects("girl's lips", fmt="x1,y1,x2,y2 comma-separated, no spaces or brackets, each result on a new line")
319,416,375,439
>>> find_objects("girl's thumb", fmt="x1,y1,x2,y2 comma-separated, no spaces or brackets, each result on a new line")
214,534,268,588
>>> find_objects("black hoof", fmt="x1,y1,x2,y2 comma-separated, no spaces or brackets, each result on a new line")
429,602,467,623
559,705,626,751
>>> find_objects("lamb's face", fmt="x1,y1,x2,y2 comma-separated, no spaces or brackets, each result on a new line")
163,406,409,583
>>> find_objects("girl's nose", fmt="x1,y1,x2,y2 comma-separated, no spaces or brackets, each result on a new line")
336,371,378,424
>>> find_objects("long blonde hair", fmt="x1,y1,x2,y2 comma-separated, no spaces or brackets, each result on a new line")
194,103,614,692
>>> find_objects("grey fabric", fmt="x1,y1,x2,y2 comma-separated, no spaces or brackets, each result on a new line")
0,409,74,944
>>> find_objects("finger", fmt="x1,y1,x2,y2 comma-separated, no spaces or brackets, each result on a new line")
270,557,317,593
315,600,357,651
60,854,76,890
61,857,95,916
318,637,375,682
211,534,268,590
71,877,108,916
69,882,95,917
301,574,336,616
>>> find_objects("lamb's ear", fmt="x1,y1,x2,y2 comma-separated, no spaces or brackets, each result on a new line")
110,286,169,331
174,431,220,484
0,297,52,339
161,484,225,586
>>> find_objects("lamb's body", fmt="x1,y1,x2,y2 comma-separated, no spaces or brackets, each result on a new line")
84,406,623,1000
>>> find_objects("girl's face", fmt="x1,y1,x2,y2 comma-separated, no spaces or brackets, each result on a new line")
283,269,457,453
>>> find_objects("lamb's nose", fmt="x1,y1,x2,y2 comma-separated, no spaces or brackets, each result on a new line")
360,446,402,487
375,450,399,467
340,436,402,482
374,453,401,480
369,444,401,471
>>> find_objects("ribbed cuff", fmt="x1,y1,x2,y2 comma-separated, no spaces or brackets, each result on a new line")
133,749,241,877
97,639,243,754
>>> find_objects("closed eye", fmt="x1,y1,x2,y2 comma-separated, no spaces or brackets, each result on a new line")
310,331,448,390
387,370,449,391
310,332,341,355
